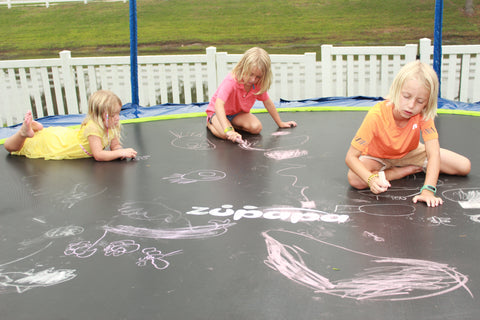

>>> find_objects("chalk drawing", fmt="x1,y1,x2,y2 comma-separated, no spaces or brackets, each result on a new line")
442,188,480,209
137,248,183,270
335,204,416,217
239,134,309,153
103,219,236,240
264,149,308,160
187,205,349,224
170,131,216,150
64,230,183,270
359,179,446,201
263,229,472,301
275,164,313,207
426,216,454,227
163,169,226,184
363,231,385,242
20,225,84,247
0,268,77,293
117,201,186,222
55,183,108,209
469,214,480,223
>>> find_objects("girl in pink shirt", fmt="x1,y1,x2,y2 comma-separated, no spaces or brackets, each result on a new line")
206,47,297,143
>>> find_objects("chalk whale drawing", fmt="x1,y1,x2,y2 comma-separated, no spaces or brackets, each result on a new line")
263,229,472,301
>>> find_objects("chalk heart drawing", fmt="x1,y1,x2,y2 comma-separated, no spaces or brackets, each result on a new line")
263,229,472,301
170,131,216,150
0,268,77,293
442,187,480,209
163,169,226,184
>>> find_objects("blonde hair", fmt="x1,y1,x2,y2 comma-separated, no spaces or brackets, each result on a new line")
82,90,122,140
232,47,273,95
386,60,439,120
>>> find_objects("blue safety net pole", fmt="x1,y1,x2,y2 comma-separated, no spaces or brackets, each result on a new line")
433,0,443,97
129,0,139,116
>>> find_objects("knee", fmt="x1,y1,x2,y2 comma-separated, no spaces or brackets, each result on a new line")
347,170,368,190
458,158,471,176
244,122,262,135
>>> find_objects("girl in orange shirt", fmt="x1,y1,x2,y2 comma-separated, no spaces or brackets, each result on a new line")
345,61,470,207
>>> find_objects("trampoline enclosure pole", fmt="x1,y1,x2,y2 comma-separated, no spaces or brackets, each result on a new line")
433,0,443,97
129,0,139,115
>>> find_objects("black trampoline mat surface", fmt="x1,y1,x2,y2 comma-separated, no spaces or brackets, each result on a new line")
0,111,479,320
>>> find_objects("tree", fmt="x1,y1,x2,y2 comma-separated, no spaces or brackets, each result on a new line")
465,0,474,16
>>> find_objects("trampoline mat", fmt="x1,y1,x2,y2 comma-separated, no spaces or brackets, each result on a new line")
0,111,479,320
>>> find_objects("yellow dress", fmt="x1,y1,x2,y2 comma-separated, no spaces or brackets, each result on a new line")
12,120,115,160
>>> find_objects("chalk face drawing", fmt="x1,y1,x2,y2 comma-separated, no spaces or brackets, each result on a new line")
163,169,226,184
442,188,480,209
170,131,216,150
263,229,472,301
187,205,349,224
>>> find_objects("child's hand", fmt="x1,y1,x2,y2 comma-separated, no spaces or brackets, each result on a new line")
121,148,137,159
279,121,297,128
413,192,443,207
369,172,390,194
225,130,242,143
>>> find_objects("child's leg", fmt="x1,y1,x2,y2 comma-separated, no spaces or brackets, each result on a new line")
384,165,423,181
206,115,230,139
231,113,262,134
3,111,42,152
347,157,385,189
439,148,471,176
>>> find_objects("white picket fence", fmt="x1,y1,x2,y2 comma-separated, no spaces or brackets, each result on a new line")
0,0,125,9
1,38,479,126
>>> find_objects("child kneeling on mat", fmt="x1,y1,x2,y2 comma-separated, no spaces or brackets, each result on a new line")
345,60,470,207
4,90,137,161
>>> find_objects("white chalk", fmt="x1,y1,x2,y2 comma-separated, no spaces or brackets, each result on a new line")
378,171,387,184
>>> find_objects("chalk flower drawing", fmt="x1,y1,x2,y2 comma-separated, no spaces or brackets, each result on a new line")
263,229,472,301
0,268,77,293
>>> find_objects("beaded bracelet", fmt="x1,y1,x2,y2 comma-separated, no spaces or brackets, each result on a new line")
224,126,234,133
420,184,437,195
367,173,379,187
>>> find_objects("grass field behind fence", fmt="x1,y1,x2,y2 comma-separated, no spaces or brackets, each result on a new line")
0,0,479,59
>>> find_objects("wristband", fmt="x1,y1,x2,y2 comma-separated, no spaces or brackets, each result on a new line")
420,184,437,195
367,173,379,187
224,126,234,133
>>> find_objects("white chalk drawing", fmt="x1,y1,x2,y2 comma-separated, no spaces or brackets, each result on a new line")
170,131,216,150
117,201,183,222
163,169,226,184
187,205,349,224
359,179,446,201
426,216,454,227
239,134,309,153
276,164,313,207
468,214,480,223
442,188,480,209
20,225,84,247
263,229,472,301
0,242,77,294
363,231,385,242
0,268,77,293
335,204,416,217
264,149,309,160
103,219,236,240
132,155,151,161
64,229,183,270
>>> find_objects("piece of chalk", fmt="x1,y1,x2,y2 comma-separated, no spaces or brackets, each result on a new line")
378,171,387,183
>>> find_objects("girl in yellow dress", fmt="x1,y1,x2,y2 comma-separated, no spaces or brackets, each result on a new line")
4,90,137,161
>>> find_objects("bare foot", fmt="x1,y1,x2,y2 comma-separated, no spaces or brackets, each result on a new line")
20,111,35,138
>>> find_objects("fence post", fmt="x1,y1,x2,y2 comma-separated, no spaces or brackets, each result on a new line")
419,38,432,65
59,50,79,114
321,44,333,97
206,46,217,101
304,52,316,99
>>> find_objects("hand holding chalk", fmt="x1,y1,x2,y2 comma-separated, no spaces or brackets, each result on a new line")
378,171,391,190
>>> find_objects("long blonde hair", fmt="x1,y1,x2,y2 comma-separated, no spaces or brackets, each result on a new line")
232,47,273,95
82,90,122,140
386,60,439,120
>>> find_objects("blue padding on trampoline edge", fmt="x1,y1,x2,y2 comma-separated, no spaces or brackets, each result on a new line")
1,96,479,140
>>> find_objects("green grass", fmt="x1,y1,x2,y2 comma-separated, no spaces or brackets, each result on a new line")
0,0,479,59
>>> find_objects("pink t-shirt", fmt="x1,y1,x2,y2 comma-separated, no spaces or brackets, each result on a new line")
206,73,270,117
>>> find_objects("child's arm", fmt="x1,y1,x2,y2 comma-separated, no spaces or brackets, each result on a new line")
412,139,443,207
213,98,242,142
345,145,390,193
263,99,297,128
88,136,137,161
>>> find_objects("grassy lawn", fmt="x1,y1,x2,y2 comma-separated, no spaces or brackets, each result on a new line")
0,0,479,59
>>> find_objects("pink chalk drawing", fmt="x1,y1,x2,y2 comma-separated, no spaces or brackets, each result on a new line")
262,229,472,301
